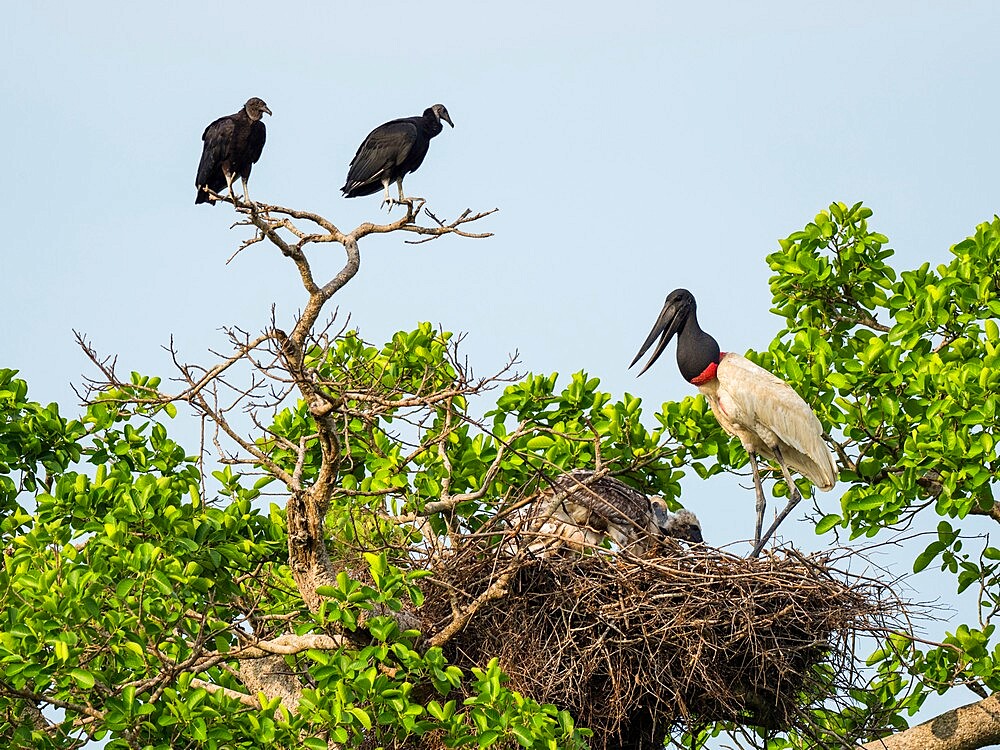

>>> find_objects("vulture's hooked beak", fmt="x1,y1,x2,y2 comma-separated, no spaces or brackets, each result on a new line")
630,294,691,376
263,106,273,117
442,112,454,128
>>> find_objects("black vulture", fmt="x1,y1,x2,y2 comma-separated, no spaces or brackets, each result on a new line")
341,104,454,206
195,97,271,206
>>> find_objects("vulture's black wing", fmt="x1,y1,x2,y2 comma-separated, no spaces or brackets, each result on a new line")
341,119,419,196
246,121,267,168
196,115,236,203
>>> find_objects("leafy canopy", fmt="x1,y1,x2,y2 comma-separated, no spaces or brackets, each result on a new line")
3,204,1000,748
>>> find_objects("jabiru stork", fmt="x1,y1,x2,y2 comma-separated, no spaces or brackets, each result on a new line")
649,500,704,545
629,289,837,557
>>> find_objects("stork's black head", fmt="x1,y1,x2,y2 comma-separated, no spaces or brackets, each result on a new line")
630,289,698,375
244,97,273,121
428,104,454,128
630,288,721,383
650,499,703,544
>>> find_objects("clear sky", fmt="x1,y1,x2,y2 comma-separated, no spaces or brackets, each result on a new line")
3,0,999,738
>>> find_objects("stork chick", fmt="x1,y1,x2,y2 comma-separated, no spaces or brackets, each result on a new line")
650,500,704,545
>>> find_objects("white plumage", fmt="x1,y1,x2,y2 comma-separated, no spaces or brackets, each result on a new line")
704,353,837,492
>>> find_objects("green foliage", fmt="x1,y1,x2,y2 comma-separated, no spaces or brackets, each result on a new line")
0,368,83,517
6,203,1000,747
766,203,1000,537
264,324,687,562
0,353,603,748
754,203,1000,743
0,375,293,748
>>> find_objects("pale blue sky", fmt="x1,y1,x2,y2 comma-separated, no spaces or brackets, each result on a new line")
3,0,999,738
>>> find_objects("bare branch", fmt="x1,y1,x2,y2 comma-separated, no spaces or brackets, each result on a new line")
236,632,345,657
189,678,261,709
0,683,105,722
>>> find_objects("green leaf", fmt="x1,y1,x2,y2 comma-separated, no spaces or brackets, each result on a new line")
70,668,95,689
815,513,842,534
914,542,945,573
525,435,554,450
512,725,535,747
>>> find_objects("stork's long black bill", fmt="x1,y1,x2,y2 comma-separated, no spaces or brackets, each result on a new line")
629,300,687,376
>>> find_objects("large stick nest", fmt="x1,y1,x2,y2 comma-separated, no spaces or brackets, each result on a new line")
419,541,901,750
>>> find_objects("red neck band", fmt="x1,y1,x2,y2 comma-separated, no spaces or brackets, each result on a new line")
689,352,726,386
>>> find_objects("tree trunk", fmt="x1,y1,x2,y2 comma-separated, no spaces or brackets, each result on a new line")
863,694,1000,750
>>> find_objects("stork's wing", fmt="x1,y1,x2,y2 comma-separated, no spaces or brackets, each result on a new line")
552,472,652,533
344,119,419,187
196,115,236,187
508,471,660,554
716,354,837,490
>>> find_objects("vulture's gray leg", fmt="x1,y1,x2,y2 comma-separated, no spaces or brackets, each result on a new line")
396,178,405,201
749,449,802,558
224,170,238,206
241,176,253,209
380,178,393,210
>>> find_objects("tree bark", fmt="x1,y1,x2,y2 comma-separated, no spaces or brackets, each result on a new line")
238,655,303,712
863,694,1000,750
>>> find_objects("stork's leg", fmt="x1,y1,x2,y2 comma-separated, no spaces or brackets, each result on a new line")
748,452,766,549
749,450,802,558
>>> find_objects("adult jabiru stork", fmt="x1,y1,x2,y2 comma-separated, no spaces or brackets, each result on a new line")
629,289,837,557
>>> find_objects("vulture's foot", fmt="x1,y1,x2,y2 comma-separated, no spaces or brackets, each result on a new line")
382,197,410,212
394,196,422,219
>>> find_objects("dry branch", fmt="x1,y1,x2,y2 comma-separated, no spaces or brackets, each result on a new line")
188,678,261,709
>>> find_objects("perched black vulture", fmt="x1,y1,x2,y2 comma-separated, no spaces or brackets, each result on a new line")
195,97,271,206
341,104,454,205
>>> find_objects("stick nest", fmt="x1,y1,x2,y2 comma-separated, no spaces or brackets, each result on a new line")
420,542,900,749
